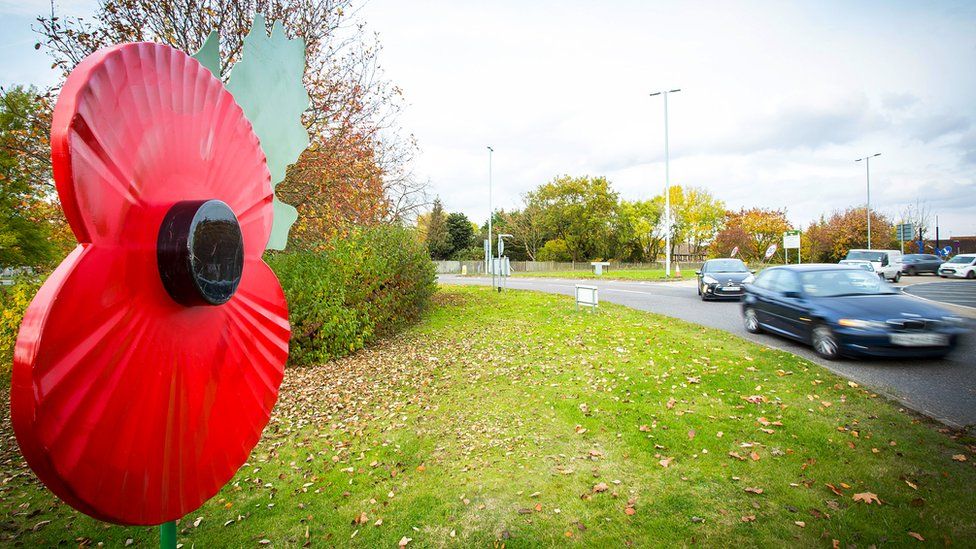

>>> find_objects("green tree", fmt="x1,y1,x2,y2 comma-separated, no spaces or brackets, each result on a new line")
618,198,664,261
0,86,73,268
424,198,451,259
445,212,475,258
526,175,619,262
678,186,725,256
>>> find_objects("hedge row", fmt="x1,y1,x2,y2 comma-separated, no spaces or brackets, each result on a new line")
0,225,436,374
266,225,437,366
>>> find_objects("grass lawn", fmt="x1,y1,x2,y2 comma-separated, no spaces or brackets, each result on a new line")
2,286,975,547
513,268,674,281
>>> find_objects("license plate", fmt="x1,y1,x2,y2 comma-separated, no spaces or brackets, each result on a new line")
890,333,948,347
722,285,741,291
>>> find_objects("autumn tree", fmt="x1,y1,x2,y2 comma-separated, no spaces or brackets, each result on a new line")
678,187,725,256
802,207,896,263
712,208,792,262
34,0,426,249
526,175,619,262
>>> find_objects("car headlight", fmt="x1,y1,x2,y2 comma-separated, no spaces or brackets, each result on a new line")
702,275,718,284
838,318,888,330
742,274,755,284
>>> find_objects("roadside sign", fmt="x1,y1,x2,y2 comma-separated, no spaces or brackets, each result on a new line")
764,243,778,260
730,246,739,257
575,285,599,311
941,245,952,257
783,230,800,249
497,236,504,256
896,223,914,241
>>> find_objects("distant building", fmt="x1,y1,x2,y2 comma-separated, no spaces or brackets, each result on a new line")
916,236,976,255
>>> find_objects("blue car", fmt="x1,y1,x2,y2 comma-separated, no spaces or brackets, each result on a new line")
741,264,969,359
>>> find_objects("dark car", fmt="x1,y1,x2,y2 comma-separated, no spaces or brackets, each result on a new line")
901,254,942,275
696,258,754,301
741,264,969,359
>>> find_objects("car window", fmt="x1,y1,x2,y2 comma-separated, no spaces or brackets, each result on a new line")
751,269,778,290
773,270,801,293
799,269,897,297
703,259,748,273
926,255,938,260
846,250,884,262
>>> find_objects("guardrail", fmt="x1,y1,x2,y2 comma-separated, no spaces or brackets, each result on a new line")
433,260,705,274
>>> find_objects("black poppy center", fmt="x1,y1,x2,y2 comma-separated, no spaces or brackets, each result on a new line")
157,199,244,306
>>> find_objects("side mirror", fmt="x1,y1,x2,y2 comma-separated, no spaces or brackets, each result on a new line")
694,271,702,276
750,269,756,274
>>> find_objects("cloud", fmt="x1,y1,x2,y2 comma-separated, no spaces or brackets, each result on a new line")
906,113,971,143
882,92,919,111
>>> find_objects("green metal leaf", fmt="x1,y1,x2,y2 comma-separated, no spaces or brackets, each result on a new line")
191,31,221,78
226,14,310,251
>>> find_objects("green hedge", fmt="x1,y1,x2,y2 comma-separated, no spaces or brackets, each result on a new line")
267,225,437,366
1,277,43,371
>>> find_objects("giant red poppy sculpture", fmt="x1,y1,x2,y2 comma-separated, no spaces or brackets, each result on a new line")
10,40,295,525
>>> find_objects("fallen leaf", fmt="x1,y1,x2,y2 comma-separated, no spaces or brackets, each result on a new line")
952,454,967,462
744,487,764,495
825,483,843,496
852,492,881,505
399,537,412,547
667,398,676,409
728,451,747,461
750,451,761,461
624,507,636,516
908,532,925,541
593,482,609,493
659,457,674,468
794,521,806,528
741,515,756,522
688,429,696,440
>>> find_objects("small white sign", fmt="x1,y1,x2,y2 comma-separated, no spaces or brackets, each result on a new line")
575,285,599,309
764,243,778,260
783,230,800,249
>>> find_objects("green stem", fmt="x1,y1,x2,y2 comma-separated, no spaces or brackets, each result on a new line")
160,520,177,549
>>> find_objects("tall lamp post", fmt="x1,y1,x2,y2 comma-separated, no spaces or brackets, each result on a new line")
854,153,881,249
650,88,681,277
487,145,494,289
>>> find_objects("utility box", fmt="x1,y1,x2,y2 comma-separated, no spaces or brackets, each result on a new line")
591,261,611,275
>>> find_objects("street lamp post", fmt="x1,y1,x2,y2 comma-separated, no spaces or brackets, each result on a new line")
855,153,881,249
487,146,494,289
650,88,681,277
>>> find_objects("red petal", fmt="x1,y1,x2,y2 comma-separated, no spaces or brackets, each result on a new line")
12,245,288,524
51,42,272,257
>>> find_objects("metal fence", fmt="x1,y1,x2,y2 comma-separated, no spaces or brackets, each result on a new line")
433,260,705,274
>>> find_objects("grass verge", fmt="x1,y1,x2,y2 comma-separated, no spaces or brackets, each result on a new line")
2,286,974,546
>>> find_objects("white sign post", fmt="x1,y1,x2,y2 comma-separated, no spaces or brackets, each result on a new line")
783,230,801,264
575,285,599,311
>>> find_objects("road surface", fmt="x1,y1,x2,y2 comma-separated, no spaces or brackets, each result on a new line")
440,275,976,429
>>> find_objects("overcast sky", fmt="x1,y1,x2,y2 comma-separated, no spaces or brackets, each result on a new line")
3,1,975,237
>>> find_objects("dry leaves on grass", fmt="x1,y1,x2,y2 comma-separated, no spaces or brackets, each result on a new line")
852,492,881,505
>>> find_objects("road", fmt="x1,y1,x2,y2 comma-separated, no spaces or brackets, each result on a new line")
440,274,976,429
904,280,976,309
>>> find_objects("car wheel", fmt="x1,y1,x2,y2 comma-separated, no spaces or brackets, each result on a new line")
743,308,762,333
811,324,840,360
893,272,901,283
906,267,916,276
697,283,701,296
701,292,708,301
967,271,975,279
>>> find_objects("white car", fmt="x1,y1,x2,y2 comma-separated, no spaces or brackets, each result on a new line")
938,254,976,279
840,249,903,282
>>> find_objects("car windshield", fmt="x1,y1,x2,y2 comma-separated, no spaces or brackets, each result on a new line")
947,256,974,264
705,259,748,272
799,269,898,297
845,251,884,262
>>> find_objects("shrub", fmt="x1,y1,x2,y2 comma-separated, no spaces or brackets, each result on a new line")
1,277,43,373
268,225,437,366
